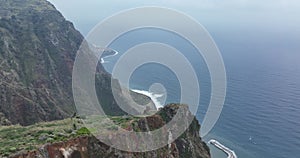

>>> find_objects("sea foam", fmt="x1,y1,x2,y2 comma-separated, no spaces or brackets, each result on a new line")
100,50,119,63
131,89,164,109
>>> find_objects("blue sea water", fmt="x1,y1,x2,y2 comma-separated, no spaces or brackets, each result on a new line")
100,28,300,158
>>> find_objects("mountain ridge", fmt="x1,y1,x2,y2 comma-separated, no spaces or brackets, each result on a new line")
0,0,82,125
0,1,211,158
0,0,155,125
2,104,210,158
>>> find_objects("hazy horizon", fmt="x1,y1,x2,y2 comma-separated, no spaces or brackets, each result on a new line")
48,0,300,37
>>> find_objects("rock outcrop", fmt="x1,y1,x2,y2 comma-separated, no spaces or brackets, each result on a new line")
10,104,210,158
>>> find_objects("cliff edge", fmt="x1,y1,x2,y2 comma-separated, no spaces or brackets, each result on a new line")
3,104,210,158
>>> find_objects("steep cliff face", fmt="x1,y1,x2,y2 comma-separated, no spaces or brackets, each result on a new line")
0,0,154,126
0,0,82,125
9,105,210,158
0,1,211,158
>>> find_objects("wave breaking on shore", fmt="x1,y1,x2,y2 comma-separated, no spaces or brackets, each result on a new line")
131,89,164,109
100,50,119,63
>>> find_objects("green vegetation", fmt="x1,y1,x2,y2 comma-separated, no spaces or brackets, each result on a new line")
0,0,83,126
0,115,142,157
76,127,91,136
0,104,211,158
0,118,87,157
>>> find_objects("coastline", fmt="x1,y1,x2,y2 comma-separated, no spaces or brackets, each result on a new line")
100,49,119,63
99,52,236,158
128,89,238,158
99,50,164,110
131,89,164,109
209,139,237,158
130,89,238,158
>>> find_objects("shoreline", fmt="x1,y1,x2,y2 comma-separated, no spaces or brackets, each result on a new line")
91,45,119,64
208,139,237,158
131,89,164,109
101,49,119,63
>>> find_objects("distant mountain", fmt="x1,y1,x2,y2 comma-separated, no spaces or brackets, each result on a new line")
0,0,154,126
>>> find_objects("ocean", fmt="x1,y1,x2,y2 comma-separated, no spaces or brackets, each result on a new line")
99,28,300,158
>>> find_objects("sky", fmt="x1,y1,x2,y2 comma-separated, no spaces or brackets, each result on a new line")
47,0,300,36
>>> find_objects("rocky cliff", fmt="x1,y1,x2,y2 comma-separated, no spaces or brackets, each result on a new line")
0,0,82,125
0,1,211,158
0,0,154,126
6,104,210,158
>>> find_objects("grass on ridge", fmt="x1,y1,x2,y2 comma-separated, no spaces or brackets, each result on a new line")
0,118,86,157
0,115,141,157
